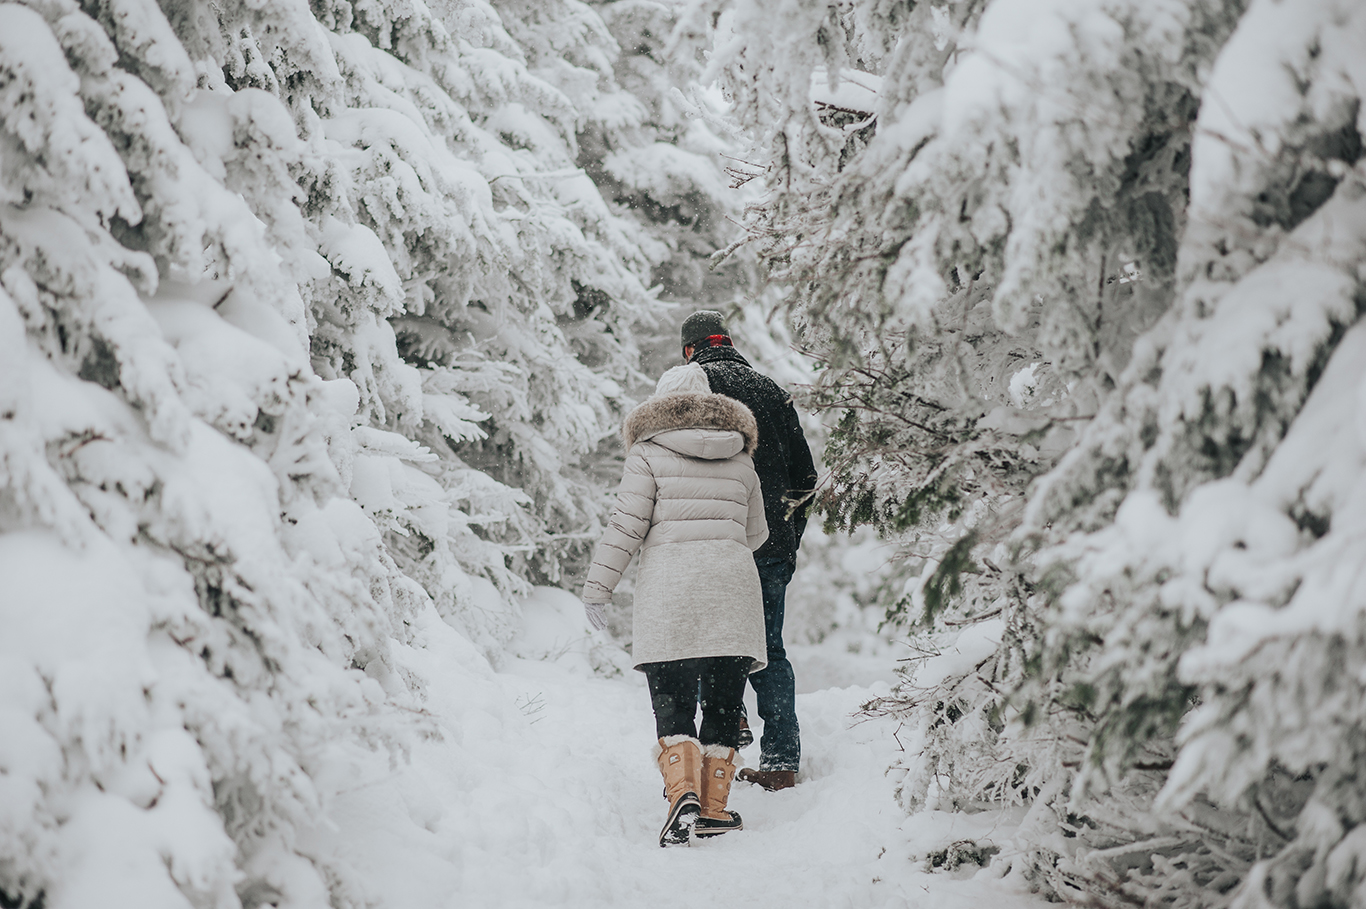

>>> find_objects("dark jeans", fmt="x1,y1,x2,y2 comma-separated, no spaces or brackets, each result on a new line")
750,555,800,771
641,656,751,749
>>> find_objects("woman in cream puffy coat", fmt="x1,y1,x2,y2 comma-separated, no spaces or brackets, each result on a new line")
582,363,768,846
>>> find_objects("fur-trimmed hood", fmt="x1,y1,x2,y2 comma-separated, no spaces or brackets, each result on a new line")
624,392,759,456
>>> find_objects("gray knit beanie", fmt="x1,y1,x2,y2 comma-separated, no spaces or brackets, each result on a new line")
654,363,710,396
680,310,730,347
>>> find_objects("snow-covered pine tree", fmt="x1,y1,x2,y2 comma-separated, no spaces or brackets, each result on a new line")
686,0,1366,905
1018,2,1366,903
504,0,765,368
0,0,700,902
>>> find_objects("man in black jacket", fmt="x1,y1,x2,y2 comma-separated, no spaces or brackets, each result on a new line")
682,311,818,790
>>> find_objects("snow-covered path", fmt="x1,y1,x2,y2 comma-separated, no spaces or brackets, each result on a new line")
303,590,1049,908
487,658,912,906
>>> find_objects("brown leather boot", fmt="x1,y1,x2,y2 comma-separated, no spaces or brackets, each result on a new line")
656,736,702,846
737,768,796,791
695,745,742,838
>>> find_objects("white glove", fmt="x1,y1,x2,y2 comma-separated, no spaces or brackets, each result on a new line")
584,601,608,631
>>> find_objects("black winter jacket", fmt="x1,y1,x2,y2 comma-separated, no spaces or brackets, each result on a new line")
691,345,817,564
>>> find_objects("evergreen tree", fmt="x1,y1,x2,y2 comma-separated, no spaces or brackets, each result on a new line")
0,0,737,901
686,0,1366,904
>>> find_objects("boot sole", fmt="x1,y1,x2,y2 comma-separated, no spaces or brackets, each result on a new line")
659,794,700,847
694,810,742,838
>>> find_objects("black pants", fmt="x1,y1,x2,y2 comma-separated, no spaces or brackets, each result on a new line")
640,656,751,749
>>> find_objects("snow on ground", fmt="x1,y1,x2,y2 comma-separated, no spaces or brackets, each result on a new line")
316,587,1051,908
788,640,901,694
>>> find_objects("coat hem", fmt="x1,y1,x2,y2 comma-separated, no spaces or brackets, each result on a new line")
632,650,766,675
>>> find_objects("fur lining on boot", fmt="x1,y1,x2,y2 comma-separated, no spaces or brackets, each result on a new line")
654,741,744,766
652,734,701,759
624,393,759,454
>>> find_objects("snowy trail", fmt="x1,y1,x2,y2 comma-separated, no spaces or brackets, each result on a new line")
489,659,906,907
302,590,1048,908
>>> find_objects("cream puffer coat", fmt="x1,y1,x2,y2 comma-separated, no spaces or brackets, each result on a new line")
583,376,769,672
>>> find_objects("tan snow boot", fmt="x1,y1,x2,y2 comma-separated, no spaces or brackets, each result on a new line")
695,744,742,837
655,736,702,846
